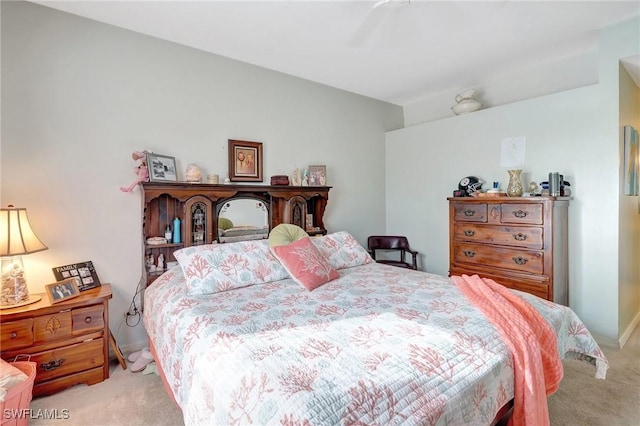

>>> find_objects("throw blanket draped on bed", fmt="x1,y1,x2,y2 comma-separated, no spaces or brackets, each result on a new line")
452,274,564,426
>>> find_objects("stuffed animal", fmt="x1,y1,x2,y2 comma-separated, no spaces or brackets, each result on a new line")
120,151,149,192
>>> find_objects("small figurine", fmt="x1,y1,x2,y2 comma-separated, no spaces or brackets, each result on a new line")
147,254,156,272
291,168,301,186
302,168,309,186
529,181,539,195
157,253,165,270
120,151,149,193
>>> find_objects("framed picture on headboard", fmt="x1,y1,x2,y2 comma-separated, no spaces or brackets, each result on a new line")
229,140,263,182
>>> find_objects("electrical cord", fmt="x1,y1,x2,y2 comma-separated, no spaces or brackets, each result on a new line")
125,276,145,327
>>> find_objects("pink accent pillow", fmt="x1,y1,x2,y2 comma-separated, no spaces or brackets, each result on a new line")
271,237,339,291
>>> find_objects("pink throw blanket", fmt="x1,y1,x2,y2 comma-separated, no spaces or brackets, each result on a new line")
451,274,563,426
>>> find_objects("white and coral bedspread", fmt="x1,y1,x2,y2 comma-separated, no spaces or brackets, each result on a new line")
144,263,607,426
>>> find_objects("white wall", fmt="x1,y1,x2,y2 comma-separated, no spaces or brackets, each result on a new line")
0,1,403,350
387,16,640,344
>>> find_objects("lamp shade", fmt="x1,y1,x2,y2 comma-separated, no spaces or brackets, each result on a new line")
0,206,48,256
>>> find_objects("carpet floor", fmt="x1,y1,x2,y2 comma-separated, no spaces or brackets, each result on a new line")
29,326,640,426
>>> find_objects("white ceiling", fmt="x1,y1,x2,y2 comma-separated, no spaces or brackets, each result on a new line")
31,0,640,106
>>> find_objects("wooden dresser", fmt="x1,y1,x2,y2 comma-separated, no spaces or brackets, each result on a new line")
448,197,570,304
0,285,112,396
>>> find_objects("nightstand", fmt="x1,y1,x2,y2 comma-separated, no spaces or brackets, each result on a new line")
0,284,113,396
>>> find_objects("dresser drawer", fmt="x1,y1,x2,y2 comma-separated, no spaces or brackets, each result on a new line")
72,305,104,335
453,223,544,249
453,242,544,274
0,318,33,351
453,203,487,222
31,338,104,383
34,310,72,344
500,203,543,225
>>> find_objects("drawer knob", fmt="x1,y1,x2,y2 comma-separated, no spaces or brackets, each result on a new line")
464,230,475,237
85,316,92,324
513,210,529,218
10,332,17,339
40,358,65,371
512,256,528,265
463,250,476,258
463,210,476,217
513,233,528,241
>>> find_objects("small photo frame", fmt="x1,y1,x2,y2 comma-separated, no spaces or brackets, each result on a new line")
146,152,178,182
308,165,327,186
52,261,101,292
45,278,81,304
229,140,263,182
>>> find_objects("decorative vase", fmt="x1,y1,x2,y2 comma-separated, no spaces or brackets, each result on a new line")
506,169,523,197
451,89,483,115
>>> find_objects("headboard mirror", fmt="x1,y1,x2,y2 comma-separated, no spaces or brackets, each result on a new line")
216,197,269,243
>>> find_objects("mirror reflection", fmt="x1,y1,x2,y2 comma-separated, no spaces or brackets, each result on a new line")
217,198,269,243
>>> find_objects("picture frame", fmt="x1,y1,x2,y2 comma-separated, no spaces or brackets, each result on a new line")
146,152,178,182
45,278,81,304
308,165,327,186
52,260,101,292
228,140,263,182
624,125,639,196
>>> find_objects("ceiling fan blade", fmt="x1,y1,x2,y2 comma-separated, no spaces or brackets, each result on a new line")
347,2,390,47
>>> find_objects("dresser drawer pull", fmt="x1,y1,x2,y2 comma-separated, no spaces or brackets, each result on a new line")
513,210,529,218
513,233,528,241
463,230,475,237
85,316,92,324
463,210,476,217
41,358,65,371
512,256,528,265
10,332,17,339
463,250,476,258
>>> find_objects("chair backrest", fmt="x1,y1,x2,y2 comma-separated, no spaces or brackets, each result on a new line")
367,236,411,251
367,235,418,270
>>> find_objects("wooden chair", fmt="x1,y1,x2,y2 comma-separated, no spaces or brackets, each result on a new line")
367,235,419,270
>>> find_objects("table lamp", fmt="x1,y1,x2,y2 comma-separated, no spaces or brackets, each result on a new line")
0,206,48,307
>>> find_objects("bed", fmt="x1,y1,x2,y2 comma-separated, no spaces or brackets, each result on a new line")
143,231,608,426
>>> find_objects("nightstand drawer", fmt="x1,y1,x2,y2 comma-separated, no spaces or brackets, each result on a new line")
453,242,544,274
34,311,72,343
500,203,543,224
453,223,543,249
0,318,33,351
72,305,104,335
31,338,104,383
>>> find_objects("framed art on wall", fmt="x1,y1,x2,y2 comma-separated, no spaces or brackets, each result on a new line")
45,277,81,304
52,260,101,292
146,152,178,182
624,125,639,196
229,139,263,182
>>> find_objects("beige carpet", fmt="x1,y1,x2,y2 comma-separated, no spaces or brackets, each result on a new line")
30,326,640,426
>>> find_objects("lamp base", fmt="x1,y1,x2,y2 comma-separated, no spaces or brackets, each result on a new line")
0,294,41,309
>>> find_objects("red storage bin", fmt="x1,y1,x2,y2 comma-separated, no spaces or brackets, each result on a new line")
0,361,36,426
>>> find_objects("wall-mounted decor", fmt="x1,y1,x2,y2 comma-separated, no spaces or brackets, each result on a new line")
229,139,263,182
308,165,327,186
146,152,177,182
45,277,81,304
624,125,639,196
52,260,101,292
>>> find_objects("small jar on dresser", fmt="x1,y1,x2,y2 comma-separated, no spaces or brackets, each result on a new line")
0,284,112,396
448,197,570,305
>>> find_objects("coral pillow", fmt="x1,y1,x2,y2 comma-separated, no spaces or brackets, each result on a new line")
271,236,339,291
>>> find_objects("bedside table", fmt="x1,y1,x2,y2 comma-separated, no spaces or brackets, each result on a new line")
0,284,112,396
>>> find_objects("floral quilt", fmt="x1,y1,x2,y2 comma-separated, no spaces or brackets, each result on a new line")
143,262,607,426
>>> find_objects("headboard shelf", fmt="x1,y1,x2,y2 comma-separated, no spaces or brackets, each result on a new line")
141,182,332,285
